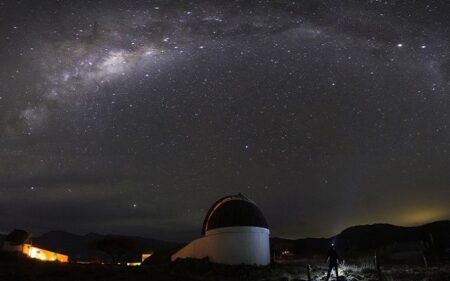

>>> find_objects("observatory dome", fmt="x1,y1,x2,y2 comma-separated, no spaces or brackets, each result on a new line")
171,193,271,265
201,193,268,234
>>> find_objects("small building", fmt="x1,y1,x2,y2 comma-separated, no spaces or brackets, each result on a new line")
22,244,68,262
171,194,271,265
2,229,68,262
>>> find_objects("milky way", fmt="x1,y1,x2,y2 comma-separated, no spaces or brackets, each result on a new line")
0,0,449,241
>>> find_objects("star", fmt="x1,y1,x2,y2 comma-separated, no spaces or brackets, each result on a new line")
0,0,448,242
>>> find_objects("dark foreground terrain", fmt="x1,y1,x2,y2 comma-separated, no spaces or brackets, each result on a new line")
1,253,449,281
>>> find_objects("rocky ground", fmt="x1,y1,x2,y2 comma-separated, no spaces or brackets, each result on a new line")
259,263,450,281
0,253,449,281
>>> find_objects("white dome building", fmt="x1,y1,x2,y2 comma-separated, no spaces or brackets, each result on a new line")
171,194,270,265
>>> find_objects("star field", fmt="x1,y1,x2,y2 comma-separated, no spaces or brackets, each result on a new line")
0,0,449,241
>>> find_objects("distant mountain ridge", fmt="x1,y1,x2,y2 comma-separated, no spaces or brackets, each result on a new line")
1,221,448,262
32,230,182,262
271,220,450,258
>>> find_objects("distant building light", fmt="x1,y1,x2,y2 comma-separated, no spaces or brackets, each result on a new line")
142,252,153,262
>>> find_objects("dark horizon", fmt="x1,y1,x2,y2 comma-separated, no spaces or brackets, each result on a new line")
1,0,450,242
2,219,449,244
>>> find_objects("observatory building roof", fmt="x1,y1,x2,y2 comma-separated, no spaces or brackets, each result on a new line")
201,193,268,234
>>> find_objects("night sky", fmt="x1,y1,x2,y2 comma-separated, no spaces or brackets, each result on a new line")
0,0,449,242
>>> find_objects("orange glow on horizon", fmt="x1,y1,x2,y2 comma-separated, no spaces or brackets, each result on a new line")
395,208,448,226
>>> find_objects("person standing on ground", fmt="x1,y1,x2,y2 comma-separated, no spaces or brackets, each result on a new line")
326,244,340,280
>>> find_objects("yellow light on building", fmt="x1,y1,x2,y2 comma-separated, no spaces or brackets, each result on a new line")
142,252,153,262
126,262,141,266
22,244,68,263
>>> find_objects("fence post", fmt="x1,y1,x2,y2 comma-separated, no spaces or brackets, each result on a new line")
375,251,383,281
306,264,311,281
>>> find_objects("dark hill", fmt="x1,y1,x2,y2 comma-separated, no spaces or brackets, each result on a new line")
334,220,450,256
0,233,5,247
271,220,450,258
33,231,182,262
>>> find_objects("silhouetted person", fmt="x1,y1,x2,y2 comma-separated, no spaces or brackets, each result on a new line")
326,244,340,280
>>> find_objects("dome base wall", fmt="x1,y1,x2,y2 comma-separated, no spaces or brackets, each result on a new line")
171,226,270,266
